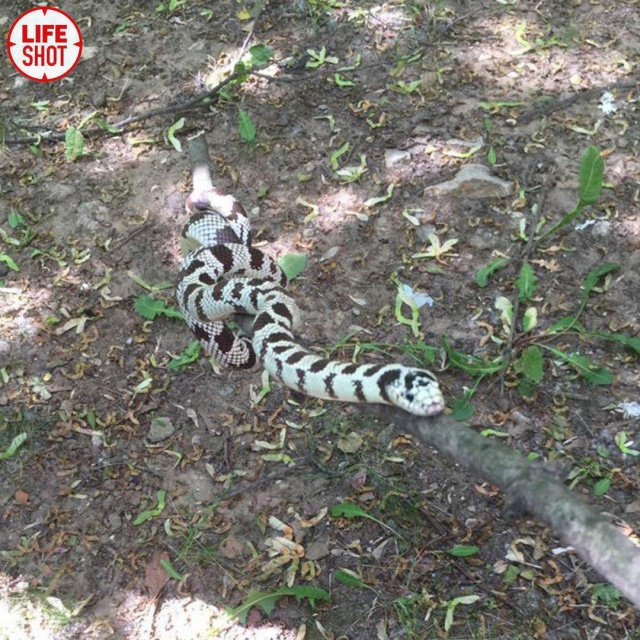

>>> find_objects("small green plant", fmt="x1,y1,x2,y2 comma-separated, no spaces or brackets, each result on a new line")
133,489,167,525
412,233,459,263
229,586,330,623
0,432,28,460
305,46,339,68
389,79,422,94
156,0,187,13
134,295,183,320
450,146,639,412
238,109,256,144
167,341,202,371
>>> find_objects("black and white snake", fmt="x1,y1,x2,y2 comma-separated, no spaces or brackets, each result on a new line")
176,134,444,417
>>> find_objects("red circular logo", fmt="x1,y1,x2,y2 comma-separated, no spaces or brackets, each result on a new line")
6,7,83,83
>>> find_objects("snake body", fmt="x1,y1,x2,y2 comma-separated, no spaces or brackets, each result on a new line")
176,136,444,417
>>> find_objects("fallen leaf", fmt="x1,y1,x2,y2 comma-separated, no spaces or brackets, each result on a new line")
144,551,170,598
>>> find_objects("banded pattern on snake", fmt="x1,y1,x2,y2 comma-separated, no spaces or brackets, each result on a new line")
176,135,444,417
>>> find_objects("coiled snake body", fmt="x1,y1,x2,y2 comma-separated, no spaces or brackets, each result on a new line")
176,135,444,417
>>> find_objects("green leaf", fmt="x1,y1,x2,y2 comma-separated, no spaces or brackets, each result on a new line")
134,295,183,320
517,345,543,383
443,338,506,376
167,341,202,371
444,595,480,632
522,307,537,332
160,559,184,580
167,117,185,152
475,257,510,287
249,43,273,67
586,331,640,356
593,477,610,496
334,569,368,588
578,146,605,206
544,346,613,385
548,316,586,333
515,262,538,302
487,146,497,166
65,126,84,161
364,183,394,208
133,489,167,525
450,395,475,421
331,502,371,520
8,210,24,229
238,109,256,143
580,262,619,304
0,433,28,460
334,73,356,87
448,545,479,557
278,253,307,280
229,586,330,624
0,253,19,272
329,142,350,170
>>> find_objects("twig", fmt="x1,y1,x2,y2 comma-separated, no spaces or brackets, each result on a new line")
3,68,250,146
364,405,640,609
517,77,638,125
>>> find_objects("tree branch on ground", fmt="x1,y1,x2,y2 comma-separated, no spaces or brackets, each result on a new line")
367,406,640,609
517,78,638,124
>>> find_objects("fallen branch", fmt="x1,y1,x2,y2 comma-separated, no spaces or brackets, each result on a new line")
3,68,250,146
517,77,638,124
368,406,640,608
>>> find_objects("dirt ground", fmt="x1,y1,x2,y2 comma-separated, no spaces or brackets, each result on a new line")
1,0,640,638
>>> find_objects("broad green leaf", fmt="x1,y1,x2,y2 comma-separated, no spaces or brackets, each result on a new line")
65,126,84,161
476,258,510,288
443,338,506,376
579,146,605,206
334,569,368,588
167,117,185,152
238,109,256,143
515,262,538,302
448,545,479,557
517,345,543,383
593,478,610,496
545,346,613,385
517,377,537,398
450,395,475,420
522,307,537,332
249,43,273,67
580,262,619,304
495,296,513,332
278,253,307,280
0,432,28,460
167,341,201,371
8,210,24,229
229,586,330,623
0,253,19,272
134,295,183,320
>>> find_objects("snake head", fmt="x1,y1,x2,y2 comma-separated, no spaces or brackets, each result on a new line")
388,369,445,417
